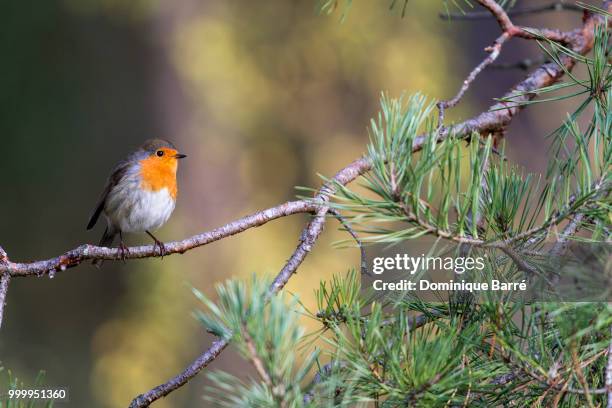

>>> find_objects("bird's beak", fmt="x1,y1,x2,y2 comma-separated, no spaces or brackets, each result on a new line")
174,153,187,159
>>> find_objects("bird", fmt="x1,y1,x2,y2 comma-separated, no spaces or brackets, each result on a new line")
87,139,186,267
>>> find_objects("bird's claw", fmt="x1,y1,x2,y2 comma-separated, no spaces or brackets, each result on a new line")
118,242,130,263
153,239,166,259
145,231,167,259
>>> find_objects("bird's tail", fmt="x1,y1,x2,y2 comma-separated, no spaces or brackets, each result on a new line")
92,226,116,268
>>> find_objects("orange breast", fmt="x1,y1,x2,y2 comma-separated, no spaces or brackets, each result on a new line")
139,156,178,199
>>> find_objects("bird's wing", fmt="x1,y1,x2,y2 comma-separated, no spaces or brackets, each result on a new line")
86,159,131,230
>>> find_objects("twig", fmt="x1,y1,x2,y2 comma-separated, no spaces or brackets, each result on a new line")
546,212,586,285
303,361,348,403
571,346,595,407
379,310,442,330
499,246,539,276
491,372,516,385
477,0,515,33
0,246,9,330
442,0,606,147
131,338,229,408
0,272,10,330
475,0,572,43
565,386,611,395
436,0,586,131
242,328,273,387
242,328,287,407
490,350,612,397
440,2,583,21
550,213,585,258
327,208,370,277
437,33,510,130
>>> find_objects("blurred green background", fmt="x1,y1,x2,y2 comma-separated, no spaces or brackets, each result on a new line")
0,0,586,406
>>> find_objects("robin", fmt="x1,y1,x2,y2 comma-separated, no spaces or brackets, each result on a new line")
87,139,186,266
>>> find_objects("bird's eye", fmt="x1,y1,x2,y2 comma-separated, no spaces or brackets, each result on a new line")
156,150,164,157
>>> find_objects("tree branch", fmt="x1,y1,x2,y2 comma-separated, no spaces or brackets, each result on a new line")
0,272,10,330
431,4,610,146
437,32,510,129
436,0,582,130
499,245,539,276
242,327,273,388
475,0,572,42
440,1,583,21
445,0,611,137
0,246,10,330
2,200,318,278
550,213,585,258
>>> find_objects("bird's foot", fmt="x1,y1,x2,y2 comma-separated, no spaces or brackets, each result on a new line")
153,239,166,259
118,241,130,263
146,231,166,259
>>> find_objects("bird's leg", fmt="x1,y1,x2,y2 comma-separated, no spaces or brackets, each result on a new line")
118,231,130,263
146,230,166,258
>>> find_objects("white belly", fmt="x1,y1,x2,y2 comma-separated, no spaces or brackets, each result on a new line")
105,184,176,233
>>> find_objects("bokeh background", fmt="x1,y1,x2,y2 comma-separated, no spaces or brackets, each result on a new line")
0,0,595,406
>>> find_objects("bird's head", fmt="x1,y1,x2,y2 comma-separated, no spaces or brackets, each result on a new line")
142,139,186,161
139,139,186,172
137,139,186,198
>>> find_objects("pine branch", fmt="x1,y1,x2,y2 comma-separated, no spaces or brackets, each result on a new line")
440,2,611,138
391,175,609,250
436,0,590,129
440,1,583,21
242,327,273,388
